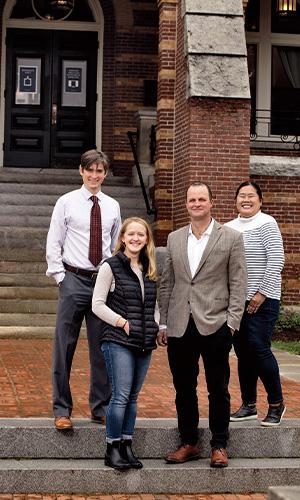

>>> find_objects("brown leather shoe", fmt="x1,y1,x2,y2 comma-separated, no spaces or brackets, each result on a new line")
210,447,228,468
165,444,201,463
54,416,73,431
91,414,106,425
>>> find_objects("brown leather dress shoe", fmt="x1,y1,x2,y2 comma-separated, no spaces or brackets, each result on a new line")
210,447,228,468
165,444,201,463
54,416,73,431
91,414,106,425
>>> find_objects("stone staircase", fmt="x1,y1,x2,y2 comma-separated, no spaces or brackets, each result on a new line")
0,168,152,338
0,418,300,493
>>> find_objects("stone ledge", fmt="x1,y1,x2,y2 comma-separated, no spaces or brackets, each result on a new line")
1,418,300,459
250,155,300,177
183,0,244,16
0,457,300,494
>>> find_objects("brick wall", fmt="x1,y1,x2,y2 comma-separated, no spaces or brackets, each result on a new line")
250,175,300,305
108,0,159,176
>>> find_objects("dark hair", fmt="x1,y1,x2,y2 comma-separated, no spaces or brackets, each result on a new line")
235,180,263,201
186,181,213,201
80,149,109,173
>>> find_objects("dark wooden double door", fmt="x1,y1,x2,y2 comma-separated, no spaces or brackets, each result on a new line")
4,28,98,168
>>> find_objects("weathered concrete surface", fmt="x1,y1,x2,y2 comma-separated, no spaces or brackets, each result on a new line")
0,457,300,494
268,486,300,500
188,55,250,99
183,0,244,16
185,16,246,56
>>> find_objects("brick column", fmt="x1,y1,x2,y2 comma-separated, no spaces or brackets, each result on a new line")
154,0,178,245
155,0,251,241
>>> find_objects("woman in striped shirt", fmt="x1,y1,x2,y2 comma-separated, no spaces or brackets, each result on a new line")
226,181,285,427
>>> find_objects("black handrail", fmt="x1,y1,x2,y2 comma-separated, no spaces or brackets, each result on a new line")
127,131,156,216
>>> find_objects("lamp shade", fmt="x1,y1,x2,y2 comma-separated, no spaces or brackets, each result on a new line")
276,0,297,15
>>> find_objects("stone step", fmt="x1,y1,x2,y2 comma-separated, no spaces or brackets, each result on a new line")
0,183,138,197
0,262,46,273
0,249,45,262
0,286,57,300
1,419,300,459
0,192,146,209
0,205,149,228
269,486,300,500
0,299,57,314
0,227,47,250
0,168,130,186
0,457,299,494
0,274,53,287
1,419,300,494
0,313,56,327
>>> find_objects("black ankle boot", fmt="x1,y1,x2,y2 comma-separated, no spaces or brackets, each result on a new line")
105,441,131,470
120,439,143,469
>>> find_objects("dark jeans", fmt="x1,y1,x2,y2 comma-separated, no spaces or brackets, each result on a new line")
167,318,232,449
52,271,111,417
233,298,283,405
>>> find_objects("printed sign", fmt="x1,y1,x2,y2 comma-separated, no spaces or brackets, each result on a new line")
15,58,41,105
62,60,87,107
65,68,82,93
19,67,37,93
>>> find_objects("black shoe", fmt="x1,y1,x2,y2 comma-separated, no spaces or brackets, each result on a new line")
104,441,131,470
120,439,143,469
230,403,257,422
261,403,286,427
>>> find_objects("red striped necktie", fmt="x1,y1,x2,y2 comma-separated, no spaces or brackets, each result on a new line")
89,195,102,267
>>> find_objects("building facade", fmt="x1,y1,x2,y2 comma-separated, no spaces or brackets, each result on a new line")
0,0,299,305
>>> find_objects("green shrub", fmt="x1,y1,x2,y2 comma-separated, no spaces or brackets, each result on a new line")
275,308,300,333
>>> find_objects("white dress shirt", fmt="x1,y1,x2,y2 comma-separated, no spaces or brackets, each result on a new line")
187,218,214,277
46,185,122,284
159,218,214,331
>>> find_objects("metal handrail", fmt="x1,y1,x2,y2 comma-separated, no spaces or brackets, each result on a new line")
127,131,156,216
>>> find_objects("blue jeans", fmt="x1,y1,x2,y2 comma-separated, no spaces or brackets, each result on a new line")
233,298,283,405
101,341,152,441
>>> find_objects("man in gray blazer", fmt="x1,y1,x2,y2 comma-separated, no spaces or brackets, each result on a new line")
158,182,247,468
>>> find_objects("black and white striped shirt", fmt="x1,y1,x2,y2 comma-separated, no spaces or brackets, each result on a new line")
225,211,284,301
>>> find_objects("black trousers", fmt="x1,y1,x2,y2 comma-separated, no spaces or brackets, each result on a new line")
167,317,232,449
52,270,111,417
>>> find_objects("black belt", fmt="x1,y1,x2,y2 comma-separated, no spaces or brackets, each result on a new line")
64,263,98,279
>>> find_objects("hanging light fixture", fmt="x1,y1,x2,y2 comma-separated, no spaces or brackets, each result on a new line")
276,0,297,16
31,0,75,21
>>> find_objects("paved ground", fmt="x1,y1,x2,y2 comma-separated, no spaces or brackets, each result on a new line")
1,339,300,419
1,338,300,500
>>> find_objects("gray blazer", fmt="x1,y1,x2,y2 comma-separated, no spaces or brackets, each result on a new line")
159,220,247,337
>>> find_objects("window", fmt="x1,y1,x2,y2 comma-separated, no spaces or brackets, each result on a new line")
245,0,300,146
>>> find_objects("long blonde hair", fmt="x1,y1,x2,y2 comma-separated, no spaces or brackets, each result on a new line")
114,217,157,281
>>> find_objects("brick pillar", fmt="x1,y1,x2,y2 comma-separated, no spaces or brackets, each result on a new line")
155,0,251,242
154,0,178,246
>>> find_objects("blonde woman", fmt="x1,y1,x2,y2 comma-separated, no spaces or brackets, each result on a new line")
92,217,159,470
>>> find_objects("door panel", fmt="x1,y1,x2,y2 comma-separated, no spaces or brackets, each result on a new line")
4,29,98,168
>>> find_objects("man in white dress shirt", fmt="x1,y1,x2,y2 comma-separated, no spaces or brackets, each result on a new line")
158,182,247,467
46,149,122,430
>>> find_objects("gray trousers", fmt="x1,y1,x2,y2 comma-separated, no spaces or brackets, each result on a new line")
52,270,111,417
